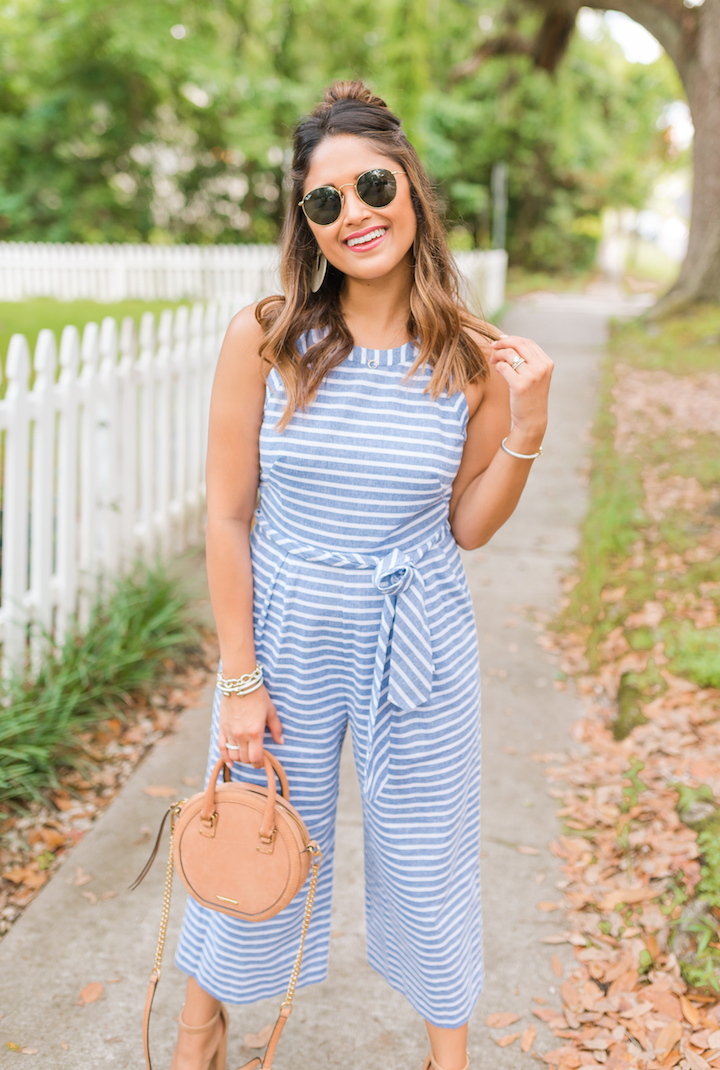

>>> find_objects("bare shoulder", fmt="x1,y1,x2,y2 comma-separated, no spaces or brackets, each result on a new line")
216,303,267,384
462,325,508,419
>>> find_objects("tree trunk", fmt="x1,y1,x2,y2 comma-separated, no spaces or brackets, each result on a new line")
461,0,720,310
656,0,720,313
580,0,719,312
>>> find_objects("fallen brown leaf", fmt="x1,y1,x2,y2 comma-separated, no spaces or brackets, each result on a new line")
518,845,541,855
73,867,93,887
81,891,97,905
521,1024,536,1053
551,954,564,978
243,1024,274,1049
537,901,561,912
77,982,104,1005
598,885,664,910
39,827,66,851
682,996,701,1027
682,1043,712,1070
496,1033,520,1047
541,1045,582,1067
656,1021,684,1053
142,785,178,798
486,1012,522,1028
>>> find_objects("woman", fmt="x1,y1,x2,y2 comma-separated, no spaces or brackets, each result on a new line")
171,80,553,1070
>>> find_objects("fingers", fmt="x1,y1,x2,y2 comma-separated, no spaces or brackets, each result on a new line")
219,691,282,769
490,334,554,372
267,706,285,746
493,359,517,387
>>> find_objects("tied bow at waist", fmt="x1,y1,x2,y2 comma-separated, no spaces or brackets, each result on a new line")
254,518,445,800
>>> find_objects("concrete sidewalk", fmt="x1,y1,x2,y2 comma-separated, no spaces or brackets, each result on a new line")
0,291,647,1069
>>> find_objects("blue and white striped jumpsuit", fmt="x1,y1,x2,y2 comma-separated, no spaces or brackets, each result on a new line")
175,333,484,1028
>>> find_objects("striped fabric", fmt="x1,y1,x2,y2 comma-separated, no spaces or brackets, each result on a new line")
175,334,484,1028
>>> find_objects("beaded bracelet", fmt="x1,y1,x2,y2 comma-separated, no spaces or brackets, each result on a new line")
216,664,264,697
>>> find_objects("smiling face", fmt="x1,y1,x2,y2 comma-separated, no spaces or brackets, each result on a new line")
301,134,417,284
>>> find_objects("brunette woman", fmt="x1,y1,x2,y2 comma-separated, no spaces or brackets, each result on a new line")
170,80,553,1070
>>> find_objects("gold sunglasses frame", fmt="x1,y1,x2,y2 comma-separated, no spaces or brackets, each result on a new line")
298,170,406,226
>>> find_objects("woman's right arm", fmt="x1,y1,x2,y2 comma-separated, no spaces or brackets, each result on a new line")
205,305,283,769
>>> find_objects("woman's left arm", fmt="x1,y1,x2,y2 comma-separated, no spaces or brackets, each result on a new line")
449,335,554,550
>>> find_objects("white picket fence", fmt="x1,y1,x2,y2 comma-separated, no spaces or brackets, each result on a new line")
0,301,237,672
0,244,506,674
0,242,280,304
0,242,507,316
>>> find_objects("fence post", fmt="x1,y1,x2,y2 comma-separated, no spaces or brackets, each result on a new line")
2,336,32,671
155,310,174,559
137,312,157,562
29,329,58,666
117,317,138,567
97,317,121,577
171,305,190,553
55,325,81,645
78,322,100,626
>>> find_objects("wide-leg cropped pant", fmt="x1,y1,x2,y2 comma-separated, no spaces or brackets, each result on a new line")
175,530,484,1028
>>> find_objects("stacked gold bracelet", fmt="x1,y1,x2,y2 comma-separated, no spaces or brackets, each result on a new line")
216,664,264,697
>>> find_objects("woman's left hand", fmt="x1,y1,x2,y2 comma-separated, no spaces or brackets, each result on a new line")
489,334,554,442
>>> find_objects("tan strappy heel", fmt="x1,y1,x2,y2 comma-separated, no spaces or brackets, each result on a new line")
422,1053,469,1070
175,1004,228,1070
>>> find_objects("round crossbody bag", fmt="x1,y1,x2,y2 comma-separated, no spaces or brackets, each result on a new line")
131,750,322,1070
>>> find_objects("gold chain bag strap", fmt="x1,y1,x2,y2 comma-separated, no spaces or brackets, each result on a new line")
130,750,323,1070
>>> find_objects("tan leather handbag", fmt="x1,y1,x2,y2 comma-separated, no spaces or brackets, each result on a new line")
131,751,322,1070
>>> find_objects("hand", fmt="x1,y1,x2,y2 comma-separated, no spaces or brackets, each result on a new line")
218,685,284,768
490,335,554,446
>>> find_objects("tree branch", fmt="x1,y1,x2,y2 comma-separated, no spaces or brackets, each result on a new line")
578,0,698,84
450,33,534,82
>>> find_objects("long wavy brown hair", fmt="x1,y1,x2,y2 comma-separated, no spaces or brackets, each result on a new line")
257,80,501,429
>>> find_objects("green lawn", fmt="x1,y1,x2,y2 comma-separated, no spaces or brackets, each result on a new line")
0,298,186,378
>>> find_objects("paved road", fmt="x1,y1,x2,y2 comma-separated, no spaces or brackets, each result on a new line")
0,291,647,1069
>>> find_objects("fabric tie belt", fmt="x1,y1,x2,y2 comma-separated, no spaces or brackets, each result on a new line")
254,517,446,800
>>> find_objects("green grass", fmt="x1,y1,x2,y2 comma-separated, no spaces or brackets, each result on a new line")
0,298,186,379
505,266,597,299
607,305,720,375
561,304,720,668
557,304,720,989
0,561,200,806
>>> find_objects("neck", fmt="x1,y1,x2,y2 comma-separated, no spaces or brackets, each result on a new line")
340,256,413,349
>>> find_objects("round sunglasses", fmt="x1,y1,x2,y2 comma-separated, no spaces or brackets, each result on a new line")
298,168,406,226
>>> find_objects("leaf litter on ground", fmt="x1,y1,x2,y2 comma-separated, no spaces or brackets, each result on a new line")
526,355,720,1069
0,644,216,943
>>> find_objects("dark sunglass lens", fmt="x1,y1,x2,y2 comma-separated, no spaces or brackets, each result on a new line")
303,187,342,225
357,169,397,208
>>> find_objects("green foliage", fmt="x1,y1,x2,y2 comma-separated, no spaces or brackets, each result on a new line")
674,787,720,990
613,675,648,740
0,0,685,268
560,306,720,664
0,562,199,805
666,623,720,689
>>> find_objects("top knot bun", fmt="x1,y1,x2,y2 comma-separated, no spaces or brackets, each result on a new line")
322,80,390,112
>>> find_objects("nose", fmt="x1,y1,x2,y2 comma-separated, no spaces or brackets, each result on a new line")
341,185,372,227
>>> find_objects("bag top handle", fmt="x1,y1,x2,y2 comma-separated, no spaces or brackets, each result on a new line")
201,751,290,843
